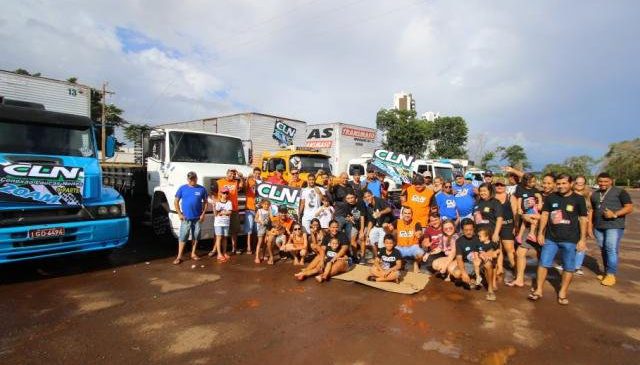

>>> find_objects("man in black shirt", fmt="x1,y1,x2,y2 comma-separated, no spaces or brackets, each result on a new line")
321,219,351,255
330,172,356,203
363,190,394,257
334,193,367,261
590,172,634,286
529,174,588,305
451,219,482,289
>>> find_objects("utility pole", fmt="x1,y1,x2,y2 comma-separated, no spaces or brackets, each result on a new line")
100,82,114,162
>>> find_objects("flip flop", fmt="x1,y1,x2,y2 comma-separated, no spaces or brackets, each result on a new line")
191,256,200,261
207,251,216,257
558,297,569,305
486,292,497,301
528,292,543,301
172,258,182,265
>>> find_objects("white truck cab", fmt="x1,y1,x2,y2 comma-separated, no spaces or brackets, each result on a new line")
412,159,454,181
145,129,253,239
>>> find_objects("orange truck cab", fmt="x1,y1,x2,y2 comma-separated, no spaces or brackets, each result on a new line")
261,146,333,184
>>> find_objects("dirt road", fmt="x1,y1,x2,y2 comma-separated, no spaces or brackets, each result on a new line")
1,192,639,365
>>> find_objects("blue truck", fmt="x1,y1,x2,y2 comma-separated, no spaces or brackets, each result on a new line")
0,93,129,263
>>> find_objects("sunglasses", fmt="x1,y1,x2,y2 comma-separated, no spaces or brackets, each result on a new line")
444,185,452,188
221,191,229,194
293,227,301,231
495,184,505,187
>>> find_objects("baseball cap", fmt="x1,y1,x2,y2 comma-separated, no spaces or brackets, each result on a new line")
187,171,197,179
485,170,494,176
422,171,432,178
454,172,463,178
221,187,230,193
412,175,425,185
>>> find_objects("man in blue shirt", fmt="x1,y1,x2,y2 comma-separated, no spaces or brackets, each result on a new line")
452,173,476,220
435,181,459,225
173,171,208,265
364,166,382,198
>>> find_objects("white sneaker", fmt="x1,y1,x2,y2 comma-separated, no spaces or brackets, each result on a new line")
575,269,584,276
554,265,564,272
475,276,483,286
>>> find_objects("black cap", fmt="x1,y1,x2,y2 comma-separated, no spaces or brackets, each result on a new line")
485,170,494,176
187,171,197,179
454,172,463,178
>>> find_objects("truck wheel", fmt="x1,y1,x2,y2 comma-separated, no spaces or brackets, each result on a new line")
151,195,171,238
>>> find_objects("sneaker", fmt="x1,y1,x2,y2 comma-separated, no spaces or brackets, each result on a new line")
601,274,616,286
475,275,483,286
554,265,564,272
575,269,584,276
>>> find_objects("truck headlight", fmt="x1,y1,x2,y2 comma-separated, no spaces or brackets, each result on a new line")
98,206,108,215
88,203,126,218
109,205,121,216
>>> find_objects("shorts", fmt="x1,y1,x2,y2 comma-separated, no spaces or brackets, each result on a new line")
229,211,241,235
464,261,475,275
500,225,515,241
215,225,230,237
540,240,577,273
424,251,446,268
368,226,386,248
396,244,425,258
243,210,256,234
275,234,287,247
179,219,201,242
301,215,315,234
517,227,540,251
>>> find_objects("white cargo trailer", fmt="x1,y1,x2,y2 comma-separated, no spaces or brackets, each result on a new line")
305,122,381,174
0,70,91,117
157,112,308,166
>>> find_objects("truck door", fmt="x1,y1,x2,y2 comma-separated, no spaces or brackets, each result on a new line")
146,137,165,196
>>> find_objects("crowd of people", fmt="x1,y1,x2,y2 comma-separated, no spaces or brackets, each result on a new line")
173,163,634,304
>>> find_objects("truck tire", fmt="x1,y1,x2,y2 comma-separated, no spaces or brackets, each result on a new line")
151,193,172,239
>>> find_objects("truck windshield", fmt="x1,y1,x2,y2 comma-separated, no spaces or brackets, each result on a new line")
170,131,246,164
298,155,332,174
0,120,94,157
435,167,453,181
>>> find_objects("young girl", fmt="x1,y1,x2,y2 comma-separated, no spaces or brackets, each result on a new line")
284,223,308,266
368,234,402,283
254,199,272,264
293,237,349,282
430,220,459,281
308,218,324,255
316,196,334,231
213,188,233,263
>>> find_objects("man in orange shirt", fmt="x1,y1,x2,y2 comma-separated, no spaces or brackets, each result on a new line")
288,168,305,188
244,167,262,255
401,175,435,226
267,164,288,185
392,206,425,272
216,169,244,254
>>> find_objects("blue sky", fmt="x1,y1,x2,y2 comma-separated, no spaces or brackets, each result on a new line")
1,0,639,170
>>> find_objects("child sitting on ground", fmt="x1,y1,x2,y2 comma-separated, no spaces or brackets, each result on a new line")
477,227,500,300
368,234,402,283
293,237,349,282
283,223,308,266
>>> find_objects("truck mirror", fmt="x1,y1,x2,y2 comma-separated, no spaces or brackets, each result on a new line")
105,135,116,158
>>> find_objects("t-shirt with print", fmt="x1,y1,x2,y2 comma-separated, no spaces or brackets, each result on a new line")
175,184,207,220
393,219,423,247
317,206,334,228
497,194,514,226
335,200,366,230
378,248,402,269
455,235,481,262
515,186,541,215
452,183,476,217
255,208,270,229
473,198,503,232
479,241,499,252
214,200,232,227
301,186,325,218
216,179,240,211
435,192,457,221
321,231,350,247
590,187,633,230
364,196,393,227
542,192,587,243
324,243,342,262
423,225,443,252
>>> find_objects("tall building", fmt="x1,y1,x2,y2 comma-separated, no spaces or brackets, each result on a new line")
422,111,441,121
393,91,415,111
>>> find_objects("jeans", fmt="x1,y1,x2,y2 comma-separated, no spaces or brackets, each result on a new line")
243,210,256,235
540,239,577,273
179,219,201,242
594,228,624,274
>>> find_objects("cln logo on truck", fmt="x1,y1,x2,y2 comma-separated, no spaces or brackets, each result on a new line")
373,149,415,168
3,163,82,180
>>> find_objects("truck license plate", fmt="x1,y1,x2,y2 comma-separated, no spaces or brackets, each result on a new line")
29,227,65,239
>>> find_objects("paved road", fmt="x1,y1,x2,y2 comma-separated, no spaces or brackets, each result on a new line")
1,192,640,365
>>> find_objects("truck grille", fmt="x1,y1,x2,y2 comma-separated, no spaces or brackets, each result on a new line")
0,207,85,227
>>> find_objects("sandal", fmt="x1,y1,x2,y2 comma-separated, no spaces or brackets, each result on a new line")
505,281,524,288
528,292,543,301
486,292,497,301
172,258,182,265
557,297,569,305
246,251,253,255
207,251,216,257
217,256,227,263
191,255,200,261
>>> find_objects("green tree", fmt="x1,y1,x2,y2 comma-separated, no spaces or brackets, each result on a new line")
602,138,640,184
67,77,78,84
542,155,597,177
14,68,41,77
376,108,431,157
90,88,126,148
497,145,531,170
427,116,468,159
479,150,496,170
123,123,152,144
542,163,574,177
